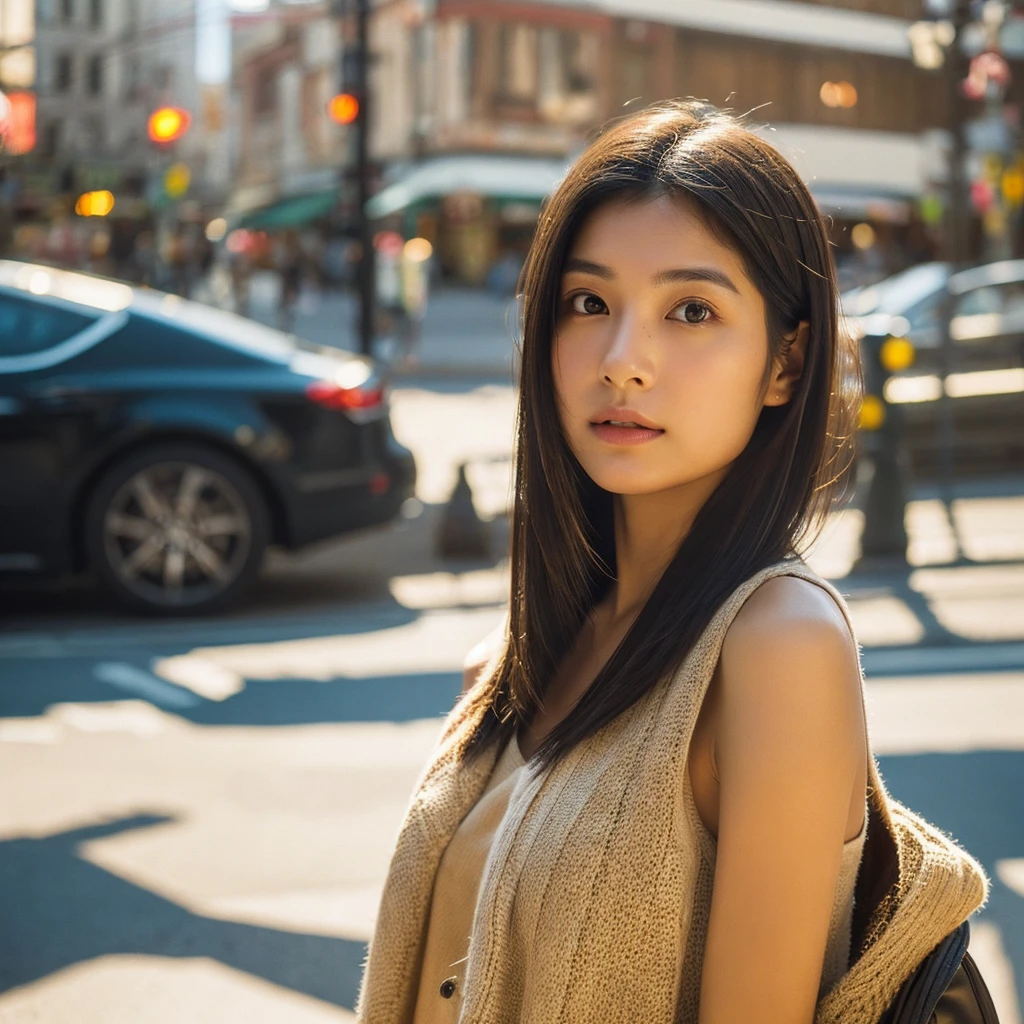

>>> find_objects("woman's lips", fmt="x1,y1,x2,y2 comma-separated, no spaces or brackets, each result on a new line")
589,422,665,445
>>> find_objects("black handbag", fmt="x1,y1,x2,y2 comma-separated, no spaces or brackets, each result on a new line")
880,921,1001,1024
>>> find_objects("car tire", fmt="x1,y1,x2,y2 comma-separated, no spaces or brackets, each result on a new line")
85,442,270,615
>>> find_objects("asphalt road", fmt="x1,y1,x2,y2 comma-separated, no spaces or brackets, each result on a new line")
1,381,1023,1022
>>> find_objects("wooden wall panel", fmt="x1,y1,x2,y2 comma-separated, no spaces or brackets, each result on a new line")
670,31,949,134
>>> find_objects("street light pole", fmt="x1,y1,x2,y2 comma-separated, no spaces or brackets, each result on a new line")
856,0,977,571
354,0,375,357
935,0,972,557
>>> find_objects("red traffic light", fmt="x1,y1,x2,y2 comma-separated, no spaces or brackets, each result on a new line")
147,106,191,144
328,93,359,125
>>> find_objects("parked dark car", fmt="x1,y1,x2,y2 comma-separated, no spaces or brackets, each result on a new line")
0,261,416,613
843,260,1024,476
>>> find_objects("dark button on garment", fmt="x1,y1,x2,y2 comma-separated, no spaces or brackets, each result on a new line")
439,978,457,999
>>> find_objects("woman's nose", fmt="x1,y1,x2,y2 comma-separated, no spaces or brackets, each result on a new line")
599,316,654,389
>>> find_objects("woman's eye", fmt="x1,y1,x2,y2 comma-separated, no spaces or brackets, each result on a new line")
675,300,713,324
570,293,607,316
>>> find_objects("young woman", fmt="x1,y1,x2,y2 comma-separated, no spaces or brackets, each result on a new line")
356,100,988,1024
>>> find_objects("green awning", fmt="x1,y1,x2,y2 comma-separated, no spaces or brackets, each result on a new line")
367,155,569,219
238,190,337,230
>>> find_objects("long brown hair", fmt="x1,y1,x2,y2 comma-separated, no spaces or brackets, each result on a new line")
464,99,860,768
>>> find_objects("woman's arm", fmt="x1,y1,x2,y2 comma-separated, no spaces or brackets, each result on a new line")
698,577,865,1024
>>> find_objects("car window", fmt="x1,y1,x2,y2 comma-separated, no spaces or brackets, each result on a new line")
874,263,949,316
949,280,1024,343
0,292,96,357
956,286,1004,316
905,291,943,331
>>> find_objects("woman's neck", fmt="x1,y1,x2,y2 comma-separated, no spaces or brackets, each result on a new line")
608,470,728,623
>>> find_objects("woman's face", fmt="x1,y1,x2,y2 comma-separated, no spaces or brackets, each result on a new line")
552,194,792,498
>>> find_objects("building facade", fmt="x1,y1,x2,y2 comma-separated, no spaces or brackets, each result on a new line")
351,0,968,285
18,0,1024,286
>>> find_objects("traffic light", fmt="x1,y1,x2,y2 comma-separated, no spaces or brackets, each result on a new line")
328,93,359,125
147,107,191,144
163,163,191,199
74,190,115,217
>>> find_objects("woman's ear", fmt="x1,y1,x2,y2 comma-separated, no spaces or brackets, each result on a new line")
764,321,809,407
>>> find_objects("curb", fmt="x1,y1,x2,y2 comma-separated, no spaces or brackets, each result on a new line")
862,642,1024,676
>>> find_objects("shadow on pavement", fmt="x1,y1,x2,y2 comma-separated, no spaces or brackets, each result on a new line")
879,751,1024,1010
843,568,962,646
187,672,463,726
2,653,467,726
0,814,366,1010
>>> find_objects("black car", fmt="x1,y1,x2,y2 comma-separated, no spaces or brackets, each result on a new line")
844,260,1024,476
0,261,416,613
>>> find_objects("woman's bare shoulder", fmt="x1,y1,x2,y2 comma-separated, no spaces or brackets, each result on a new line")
724,574,855,660
717,574,862,736
462,617,508,694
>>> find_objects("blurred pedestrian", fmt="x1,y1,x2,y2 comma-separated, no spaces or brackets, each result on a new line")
131,231,158,288
227,236,252,317
275,229,303,332
158,227,187,295
84,228,113,277
42,206,82,269
484,249,523,296
356,100,992,1024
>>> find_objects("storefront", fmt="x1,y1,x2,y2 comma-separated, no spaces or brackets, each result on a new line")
366,154,568,288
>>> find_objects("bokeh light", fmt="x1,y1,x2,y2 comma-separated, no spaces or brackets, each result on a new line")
851,222,876,250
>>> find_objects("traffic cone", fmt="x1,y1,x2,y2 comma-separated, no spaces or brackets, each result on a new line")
437,462,490,559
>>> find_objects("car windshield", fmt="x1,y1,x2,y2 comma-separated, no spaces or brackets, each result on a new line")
841,262,949,318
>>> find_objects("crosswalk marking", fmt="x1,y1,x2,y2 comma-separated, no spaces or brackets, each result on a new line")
93,662,201,710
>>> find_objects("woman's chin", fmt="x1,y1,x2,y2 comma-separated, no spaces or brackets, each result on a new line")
583,467,683,497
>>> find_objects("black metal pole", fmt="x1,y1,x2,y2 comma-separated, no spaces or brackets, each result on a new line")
355,0,375,356
858,338,910,567
937,0,971,558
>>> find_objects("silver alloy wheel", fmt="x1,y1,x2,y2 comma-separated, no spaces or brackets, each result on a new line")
101,460,253,608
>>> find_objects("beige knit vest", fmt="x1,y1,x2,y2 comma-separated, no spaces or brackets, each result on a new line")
356,559,989,1024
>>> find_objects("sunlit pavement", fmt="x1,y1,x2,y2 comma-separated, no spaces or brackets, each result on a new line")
1,381,1023,1022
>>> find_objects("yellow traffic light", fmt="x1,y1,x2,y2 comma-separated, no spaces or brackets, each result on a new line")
164,162,191,199
327,93,359,125
1003,168,1024,208
148,106,191,144
880,336,915,373
859,394,885,431
74,190,115,217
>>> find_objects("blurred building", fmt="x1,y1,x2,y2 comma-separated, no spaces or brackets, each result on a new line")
228,9,348,228
32,0,183,205
339,0,967,287
17,0,1024,289
28,0,217,270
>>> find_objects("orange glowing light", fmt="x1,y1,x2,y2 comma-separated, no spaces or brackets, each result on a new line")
147,106,191,144
327,93,359,125
75,190,115,217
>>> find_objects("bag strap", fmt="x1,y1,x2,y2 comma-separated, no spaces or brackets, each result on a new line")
879,921,1000,1024
942,949,1002,1024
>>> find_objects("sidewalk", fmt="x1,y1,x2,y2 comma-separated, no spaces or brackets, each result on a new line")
254,482,1024,675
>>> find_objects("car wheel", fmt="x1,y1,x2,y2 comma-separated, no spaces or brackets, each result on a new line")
85,443,269,614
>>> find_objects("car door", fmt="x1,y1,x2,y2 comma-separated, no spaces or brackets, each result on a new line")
947,278,1024,465
0,290,122,573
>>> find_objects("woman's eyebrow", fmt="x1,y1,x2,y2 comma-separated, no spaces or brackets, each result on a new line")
563,257,740,295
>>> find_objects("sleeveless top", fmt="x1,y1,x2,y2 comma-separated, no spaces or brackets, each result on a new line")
356,560,989,1024
411,733,867,1022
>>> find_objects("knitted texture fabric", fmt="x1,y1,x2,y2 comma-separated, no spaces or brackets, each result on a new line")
355,560,989,1024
